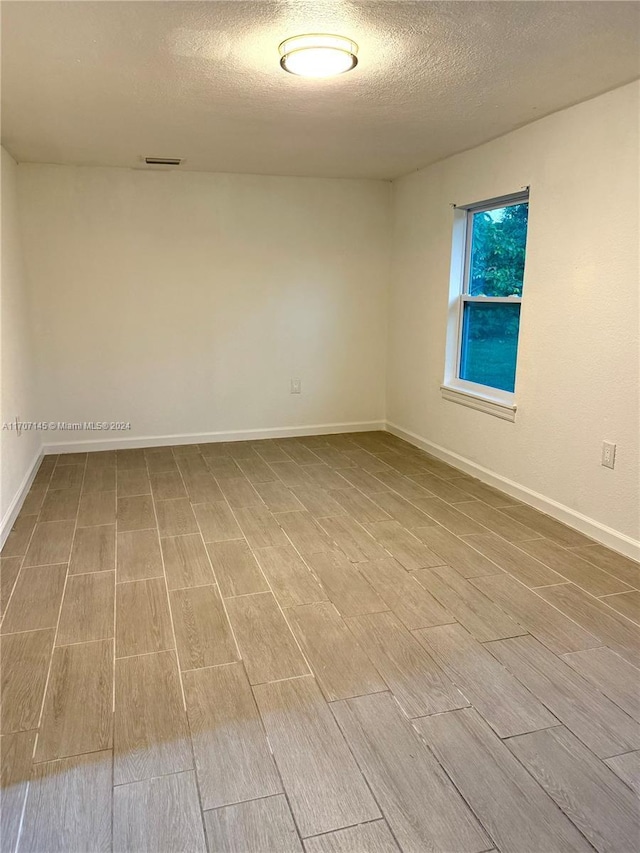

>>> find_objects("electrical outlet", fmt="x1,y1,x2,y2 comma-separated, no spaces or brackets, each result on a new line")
290,378,302,394
601,441,616,469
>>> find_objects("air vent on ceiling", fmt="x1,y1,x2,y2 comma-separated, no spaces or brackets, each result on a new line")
144,157,182,166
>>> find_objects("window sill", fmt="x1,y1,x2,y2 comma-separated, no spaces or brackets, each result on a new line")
440,383,517,422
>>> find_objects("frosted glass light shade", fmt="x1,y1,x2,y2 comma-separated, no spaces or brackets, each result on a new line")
279,34,358,78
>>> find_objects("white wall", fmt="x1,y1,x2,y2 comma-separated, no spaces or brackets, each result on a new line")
17,166,390,443
1,146,40,528
388,82,639,544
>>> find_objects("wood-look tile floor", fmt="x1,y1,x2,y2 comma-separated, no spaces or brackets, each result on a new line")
1,431,639,853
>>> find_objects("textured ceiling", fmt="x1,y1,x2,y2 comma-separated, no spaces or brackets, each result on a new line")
1,1,638,179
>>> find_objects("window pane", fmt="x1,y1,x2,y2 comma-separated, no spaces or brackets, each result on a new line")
459,301,520,393
468,202,528,297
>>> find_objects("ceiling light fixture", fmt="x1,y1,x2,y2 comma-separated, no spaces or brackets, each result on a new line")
279,34,358,78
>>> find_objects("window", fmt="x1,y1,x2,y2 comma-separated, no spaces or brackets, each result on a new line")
442,190,529,420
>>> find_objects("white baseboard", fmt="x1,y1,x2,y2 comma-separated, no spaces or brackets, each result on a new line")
0,448,44,549
43,420,386,454
385,421,640,563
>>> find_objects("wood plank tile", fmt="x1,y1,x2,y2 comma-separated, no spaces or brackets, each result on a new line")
304,820,400,853
331,691,489,853
19,751,112,853
409,471,473,503
145,453,178,475
170,584,238,669
85,450,116,469
181,470,225,503
276,510,334,554
0,730,37,853
1,514,37,558
194,500,242,542
116,495,156,532
369,490,434,528
604,751,640,796
254,480,304,513
415,623,557,737
116,529,162,582
302,464,351,490
156,497,198,536
318,516,388,563
455,500,540,541
235,454,279,483
49,463,84,490
570,544,640,589
206,539,269,597
341,449,393,475
305,445,353,468
487,634,640,758
462,532,565,586
225,592,308,683
115,577,173,657
183,662,281,809
328,487,391,522
278,440,323,465
304,551,388,617
1,564,66,633
561,646,640,723
36,639,113,761
447,477,514,507
23,520,75,566
161,533,214,589
234,504,289,549
255,545,327,607
415,709,591,853
288,602,387,701
338,467,390,495
149,470,187,500
365,519,445,569
69,524,115,574
507,726,640,853
116,448,146,469
19,485,48,516
0,629,55,733
217,476,263,508
360,558,453,629
77,490,116,527
268,460,312,486
81,464,117,493
39,488,81,522
32,457,56,486
290,485,348,519
254,676,380,837
536,582,640,666
173,443,204,458
502,504,593,546
517,537,632,595
114,650,192,784
413,526,501,578
116,467,151,498
254,442,291,463
0,556,22,616
412,497,486,536
368,469,433,501
204,795,302,853
113,771,206,853
347,611,467,717
56,572,114,645
601,590,640,623
416,565,527,642
472,572,600,653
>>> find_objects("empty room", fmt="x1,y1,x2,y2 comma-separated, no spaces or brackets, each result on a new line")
1,1,639,851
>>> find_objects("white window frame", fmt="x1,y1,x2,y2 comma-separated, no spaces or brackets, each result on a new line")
441,189,529,422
